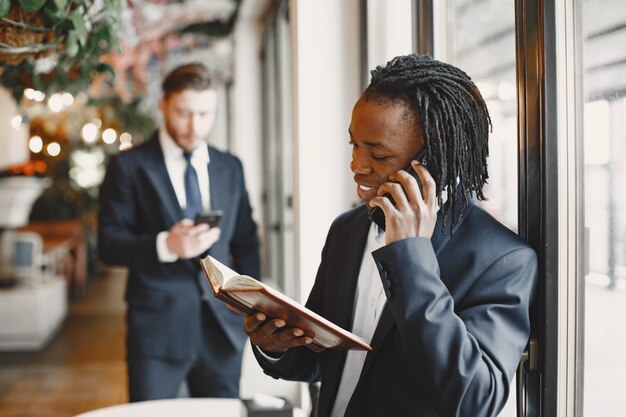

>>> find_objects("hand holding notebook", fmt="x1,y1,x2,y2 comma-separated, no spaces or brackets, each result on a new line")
200,255,372,352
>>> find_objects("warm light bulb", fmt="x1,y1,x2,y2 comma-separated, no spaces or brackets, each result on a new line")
24,88,36,100
62,92,74,106
33,90,45,102
29,136,43,153
47,142,61,156
119,132,132,144
48,93,64,112
102,128,117,144
81,123,99,144
11,115,22,129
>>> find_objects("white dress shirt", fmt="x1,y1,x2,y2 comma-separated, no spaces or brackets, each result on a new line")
329,223,386,417
155,127,211,262
255,223,387,416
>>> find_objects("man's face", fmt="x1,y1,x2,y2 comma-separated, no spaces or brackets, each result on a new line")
349,97,424,208
159,88,218,152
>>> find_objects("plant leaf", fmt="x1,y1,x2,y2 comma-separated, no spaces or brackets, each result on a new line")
96,62,115,79
42,3,66,21
65,31,79,57
0,0,10,18
71,10,87,46
53,0,68,10
19,0,48,12
105,0,122,25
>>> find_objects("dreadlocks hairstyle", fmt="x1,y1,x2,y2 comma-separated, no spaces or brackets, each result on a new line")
364,54,492,234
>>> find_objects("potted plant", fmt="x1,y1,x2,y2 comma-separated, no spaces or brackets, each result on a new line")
0,0,121,102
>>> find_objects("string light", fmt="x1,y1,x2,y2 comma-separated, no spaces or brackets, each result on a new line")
29,136,43,153
102,128,117,144
46,142,61,156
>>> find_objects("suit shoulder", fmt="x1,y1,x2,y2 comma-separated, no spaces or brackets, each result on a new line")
109,139,154,165
462,202,536,258
209,146,242,166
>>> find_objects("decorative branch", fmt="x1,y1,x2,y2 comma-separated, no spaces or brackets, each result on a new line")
0,16,52,32
0,42,55,54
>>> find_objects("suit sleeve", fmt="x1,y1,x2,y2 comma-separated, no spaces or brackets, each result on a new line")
372,237,537,417
98,154,159,268
251,222,332,383
229,158,261,279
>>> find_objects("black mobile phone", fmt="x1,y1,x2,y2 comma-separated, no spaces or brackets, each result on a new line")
368,150,427,231
195,210,224,228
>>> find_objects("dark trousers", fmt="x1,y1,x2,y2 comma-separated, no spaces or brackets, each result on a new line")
127,303,243,402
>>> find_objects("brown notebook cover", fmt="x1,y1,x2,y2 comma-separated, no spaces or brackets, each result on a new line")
200,255,372,352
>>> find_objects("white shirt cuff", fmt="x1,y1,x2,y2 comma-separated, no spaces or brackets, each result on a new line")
253,345,283,364
156,231,179,262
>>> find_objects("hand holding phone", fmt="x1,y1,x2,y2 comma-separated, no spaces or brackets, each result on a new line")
368,150,426,231
195,210,224,228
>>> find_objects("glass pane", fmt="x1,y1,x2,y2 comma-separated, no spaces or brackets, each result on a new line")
434,1,518,416
261,6,295,296
579,1,626,416
434,0,518,232
366,0,413,70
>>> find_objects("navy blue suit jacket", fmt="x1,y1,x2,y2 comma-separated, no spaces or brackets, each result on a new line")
98,135,259,362
255,202,536,417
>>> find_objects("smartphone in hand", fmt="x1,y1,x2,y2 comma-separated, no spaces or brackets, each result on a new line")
368,150,426,231
195,210,224,228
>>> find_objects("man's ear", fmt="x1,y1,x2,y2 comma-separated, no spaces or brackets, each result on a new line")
158,97,166,115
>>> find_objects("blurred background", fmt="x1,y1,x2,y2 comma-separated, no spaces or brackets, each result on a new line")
0,1,625,416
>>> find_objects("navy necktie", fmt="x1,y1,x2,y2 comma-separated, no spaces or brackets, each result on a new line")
183,151,203,219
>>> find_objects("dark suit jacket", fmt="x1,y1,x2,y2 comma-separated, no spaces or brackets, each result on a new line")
255,202,536,417
98,135,260,362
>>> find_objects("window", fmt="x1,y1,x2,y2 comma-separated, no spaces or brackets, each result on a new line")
577,2,626,415
261,3,295,296
433,0,518,231
365,0,413,78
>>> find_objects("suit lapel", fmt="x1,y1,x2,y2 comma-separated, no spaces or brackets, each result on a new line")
334,207,370,329
320,207,370,415
207,147,228,211
141,136,183,228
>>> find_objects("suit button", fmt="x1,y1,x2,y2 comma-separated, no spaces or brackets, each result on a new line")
376,262,384,272
382,279,391,290
201,294,211,302
384,289,392,298
380,269,388,279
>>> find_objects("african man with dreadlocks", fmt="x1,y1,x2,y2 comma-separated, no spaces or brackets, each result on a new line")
244,54,537,417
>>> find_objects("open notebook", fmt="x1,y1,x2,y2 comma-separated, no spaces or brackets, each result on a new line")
200,255,372,352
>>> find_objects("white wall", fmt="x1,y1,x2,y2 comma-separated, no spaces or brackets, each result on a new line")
231,0,362,410
232,0,304,408
231,0,266,227
0,88,28,171
290,0,362,302
232,0,362,309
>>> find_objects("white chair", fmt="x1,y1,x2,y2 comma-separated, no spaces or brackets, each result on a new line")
0,230,68,351
0,231,57,284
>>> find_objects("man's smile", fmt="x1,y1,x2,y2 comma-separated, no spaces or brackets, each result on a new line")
356,181,379,201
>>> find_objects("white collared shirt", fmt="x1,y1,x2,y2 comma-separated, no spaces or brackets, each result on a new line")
156,127,211,262
255,223,387,404
330,223,387,417
158,126,211,212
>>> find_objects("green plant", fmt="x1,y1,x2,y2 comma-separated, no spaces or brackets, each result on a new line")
0,0,121,102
